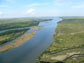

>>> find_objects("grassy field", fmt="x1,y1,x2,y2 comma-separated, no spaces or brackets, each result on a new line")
0,18,39,45
0,26,40,53
0,18,52,30
0,29,28,45
38,17,84,63
0,18,40,30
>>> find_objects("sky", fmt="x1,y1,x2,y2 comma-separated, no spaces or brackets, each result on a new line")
0,0,84,18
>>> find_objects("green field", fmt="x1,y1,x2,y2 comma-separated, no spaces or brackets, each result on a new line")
0,29,28,45
0,18,52,30
38,17,84,63
0,18,40,30
0,18,39,45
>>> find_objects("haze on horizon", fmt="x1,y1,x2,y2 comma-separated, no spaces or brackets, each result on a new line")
0,0,84,18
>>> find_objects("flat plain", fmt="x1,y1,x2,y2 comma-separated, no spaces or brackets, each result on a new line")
38,17,84,63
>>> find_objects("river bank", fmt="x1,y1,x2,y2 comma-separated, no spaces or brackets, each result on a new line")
0,29,28,45
0,18,53,46
0,17,61,63
0,26,40,53
38,17,84,63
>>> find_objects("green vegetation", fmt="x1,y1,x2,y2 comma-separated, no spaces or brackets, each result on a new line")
38,17,84,63
0,18,39,45
0,26,40,53
37,19,52,22
0,18,52,45
0,18,40,30
0,18,52,30
0,29,28,45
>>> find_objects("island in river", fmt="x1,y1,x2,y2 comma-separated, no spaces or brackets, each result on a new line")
38,17,84,63
1,17,84,63
0,26,40,53
0,17,61,63
0,17,52,52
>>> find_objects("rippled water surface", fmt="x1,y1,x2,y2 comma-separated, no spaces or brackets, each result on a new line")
0,17,61,63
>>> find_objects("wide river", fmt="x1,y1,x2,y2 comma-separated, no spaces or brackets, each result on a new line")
0,17,61,63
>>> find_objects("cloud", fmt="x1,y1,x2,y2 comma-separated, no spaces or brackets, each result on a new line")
0,11,3,15
27,3,40,7
26,3,49,7
0,4,8,7
2,0,16,3
25,8,35,15
72,4,84,9
54,0,72,7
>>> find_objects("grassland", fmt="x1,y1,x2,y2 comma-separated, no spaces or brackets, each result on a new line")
0,29,28,45
0,26,40,53
0,18,52,30
0,17,52,52
0,18,53,45
0,18,40,30
38,17,84,63
0,18,42,45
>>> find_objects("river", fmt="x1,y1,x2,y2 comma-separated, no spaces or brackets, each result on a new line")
0,17,62,63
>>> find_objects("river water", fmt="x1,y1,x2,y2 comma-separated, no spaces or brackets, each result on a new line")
0,17,61,63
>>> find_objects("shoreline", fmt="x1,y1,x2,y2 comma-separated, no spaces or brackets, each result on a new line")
38,17,84,63
0,26,40,53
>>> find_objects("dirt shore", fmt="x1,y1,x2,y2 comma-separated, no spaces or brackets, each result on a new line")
0,26,39,53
